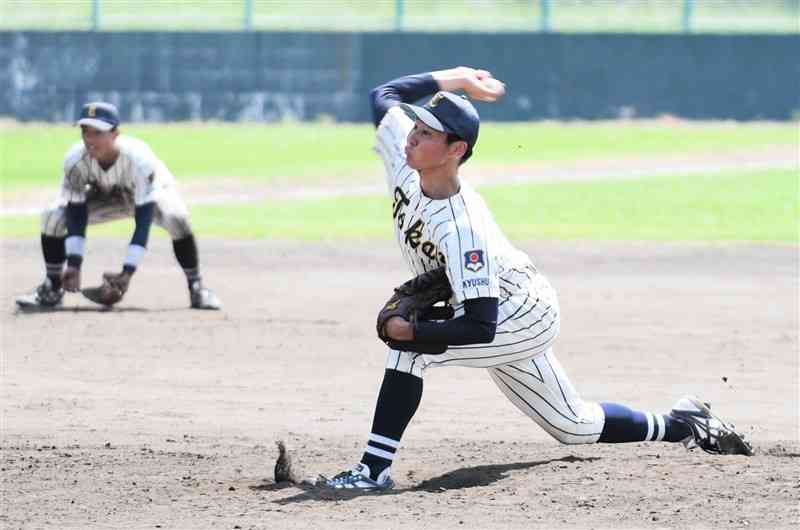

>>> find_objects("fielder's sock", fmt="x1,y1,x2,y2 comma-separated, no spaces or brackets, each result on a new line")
360,369,423,480
185,269,202,290
172,235,201,289
41,234,66,290
598,402,692,443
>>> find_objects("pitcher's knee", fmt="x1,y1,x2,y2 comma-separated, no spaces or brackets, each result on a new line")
537,401,605,445
546,427,600,445
385,350,425,379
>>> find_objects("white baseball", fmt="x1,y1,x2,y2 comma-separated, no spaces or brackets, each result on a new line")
482,77,506,98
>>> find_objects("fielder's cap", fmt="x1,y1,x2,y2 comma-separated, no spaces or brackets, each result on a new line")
401,91,480,159
76,102,120,131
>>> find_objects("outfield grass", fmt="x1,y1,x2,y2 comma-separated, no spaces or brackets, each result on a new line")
2,168,795,243
2,0,797,33
1,122,796,191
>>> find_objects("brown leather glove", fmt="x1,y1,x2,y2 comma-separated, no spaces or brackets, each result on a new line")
81,271,132,306
376,267,453,354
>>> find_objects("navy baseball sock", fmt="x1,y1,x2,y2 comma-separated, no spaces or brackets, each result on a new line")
41,234,66,290
598,402,691,443
360,369,423,480
172,235,201,288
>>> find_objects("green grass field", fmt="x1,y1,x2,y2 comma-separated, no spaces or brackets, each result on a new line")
1,168,796,243
2,121,796,243
2,0,797,33
2,122,796,190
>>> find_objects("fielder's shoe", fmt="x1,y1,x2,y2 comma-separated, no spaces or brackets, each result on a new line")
15,279,64,309
670,395,753,456
320,463,394,491
189,281,221,310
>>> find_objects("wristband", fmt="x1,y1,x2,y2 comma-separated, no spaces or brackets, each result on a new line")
65,236,86,269
65,235,85,256
123,243,146,270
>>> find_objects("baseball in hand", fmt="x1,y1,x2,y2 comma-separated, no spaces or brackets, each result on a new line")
482,77,506,96
472,76,506,102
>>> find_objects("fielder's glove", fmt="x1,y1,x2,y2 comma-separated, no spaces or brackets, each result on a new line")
376,267,454,354
81,271,132,307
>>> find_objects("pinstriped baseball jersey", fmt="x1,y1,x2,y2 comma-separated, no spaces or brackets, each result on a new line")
375,106,536,305
61,136,163,206
376,105,604,444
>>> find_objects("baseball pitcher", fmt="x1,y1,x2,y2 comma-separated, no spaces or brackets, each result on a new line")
15,102,221,311
321,67,752,491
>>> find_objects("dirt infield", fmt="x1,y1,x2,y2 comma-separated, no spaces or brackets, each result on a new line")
1,238,797,529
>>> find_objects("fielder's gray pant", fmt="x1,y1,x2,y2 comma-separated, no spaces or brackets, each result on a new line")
41,186,193,240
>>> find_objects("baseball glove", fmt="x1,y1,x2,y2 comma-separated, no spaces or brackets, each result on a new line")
376,267,454,354
81,271,131,307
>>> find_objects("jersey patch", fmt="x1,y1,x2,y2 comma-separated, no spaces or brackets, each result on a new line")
464,250,485,272
462,277,490,289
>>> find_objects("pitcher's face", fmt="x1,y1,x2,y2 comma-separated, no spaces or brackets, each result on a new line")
405,120,462,171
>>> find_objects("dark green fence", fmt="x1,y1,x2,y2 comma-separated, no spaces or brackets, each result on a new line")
1,31,797,123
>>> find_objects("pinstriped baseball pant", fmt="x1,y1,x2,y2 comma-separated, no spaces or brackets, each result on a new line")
40,186,193,240
386,280,606,445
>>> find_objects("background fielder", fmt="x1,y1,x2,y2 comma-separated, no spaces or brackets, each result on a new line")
15,102,220,311
322,66,752,491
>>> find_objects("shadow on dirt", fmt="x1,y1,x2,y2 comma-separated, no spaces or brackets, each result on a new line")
249,482,297,492
14,306,184,315
269,455,600,504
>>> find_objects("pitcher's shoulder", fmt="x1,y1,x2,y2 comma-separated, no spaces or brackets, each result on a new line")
452,183,494,221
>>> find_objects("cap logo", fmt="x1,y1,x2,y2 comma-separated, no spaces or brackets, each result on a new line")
428,92,446,108
87,104,96,118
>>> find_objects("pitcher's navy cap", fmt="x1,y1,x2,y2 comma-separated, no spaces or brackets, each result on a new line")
401,91,480,160
77,102,120,131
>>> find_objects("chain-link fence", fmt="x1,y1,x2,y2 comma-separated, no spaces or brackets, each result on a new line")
1,0,798,33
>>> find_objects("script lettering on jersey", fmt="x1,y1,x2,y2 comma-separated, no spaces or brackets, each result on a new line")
462,277,490,289
404,219,423,248
392,187,411,219
420,241,437,260
392,185,446,265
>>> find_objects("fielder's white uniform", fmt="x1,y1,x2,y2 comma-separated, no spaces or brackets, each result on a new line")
41,135,192,240
375,107,606,444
